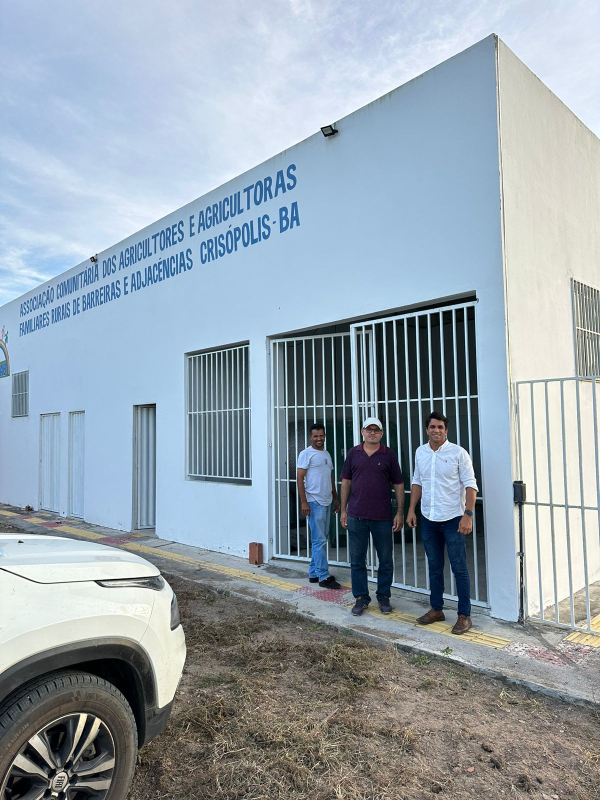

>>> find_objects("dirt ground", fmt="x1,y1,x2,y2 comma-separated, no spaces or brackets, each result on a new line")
127,573,600,800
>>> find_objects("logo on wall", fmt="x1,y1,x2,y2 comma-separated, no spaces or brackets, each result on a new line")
0,326,9,378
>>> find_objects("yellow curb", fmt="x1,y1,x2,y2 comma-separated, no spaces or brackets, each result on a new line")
350,605,511,649
20,517,46,525
0,509,21,517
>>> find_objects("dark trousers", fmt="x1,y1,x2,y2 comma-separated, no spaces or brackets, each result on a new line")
420,515,471,617
347,516,394,602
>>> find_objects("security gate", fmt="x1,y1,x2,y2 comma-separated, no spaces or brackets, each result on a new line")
271,333,353,563
271,301,487,606
40,413,61,512
515,377,600,632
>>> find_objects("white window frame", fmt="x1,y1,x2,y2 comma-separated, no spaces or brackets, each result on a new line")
186,343,251,483
12,370,29,417
572,279,600,378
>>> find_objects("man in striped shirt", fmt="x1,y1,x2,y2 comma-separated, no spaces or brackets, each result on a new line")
407,411,478,635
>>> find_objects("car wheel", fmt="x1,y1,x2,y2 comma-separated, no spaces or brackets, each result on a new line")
0,670,138,800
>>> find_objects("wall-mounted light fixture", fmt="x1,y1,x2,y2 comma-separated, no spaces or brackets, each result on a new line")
320,124,338,138
90,255,98,264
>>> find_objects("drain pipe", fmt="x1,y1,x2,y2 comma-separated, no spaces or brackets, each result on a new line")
513,481,526,625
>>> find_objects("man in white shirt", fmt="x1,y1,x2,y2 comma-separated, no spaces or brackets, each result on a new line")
407,411,478,634
297,423,341,589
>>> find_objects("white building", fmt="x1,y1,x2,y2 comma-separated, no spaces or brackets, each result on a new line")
1,35,599,625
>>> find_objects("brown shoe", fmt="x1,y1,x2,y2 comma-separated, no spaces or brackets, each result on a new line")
451,615,472,635
416,608,445,625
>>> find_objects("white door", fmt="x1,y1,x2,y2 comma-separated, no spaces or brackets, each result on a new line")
134,405,156,529
40,413,61,512
69,411,85,518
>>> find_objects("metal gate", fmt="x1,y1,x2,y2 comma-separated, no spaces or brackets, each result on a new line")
515,377,600,632
134,405,156,529
69,411,85,518
271,301,487,606
40,413,60,512
271,333,353,563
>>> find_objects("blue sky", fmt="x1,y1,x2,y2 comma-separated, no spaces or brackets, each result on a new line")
1,0,598,305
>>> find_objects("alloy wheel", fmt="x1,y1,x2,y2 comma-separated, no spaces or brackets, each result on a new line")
1,712,116,800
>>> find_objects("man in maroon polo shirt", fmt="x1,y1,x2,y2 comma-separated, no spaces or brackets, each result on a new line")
340,417,404,616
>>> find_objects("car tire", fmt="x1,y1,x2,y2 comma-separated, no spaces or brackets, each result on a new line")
0,670,138,800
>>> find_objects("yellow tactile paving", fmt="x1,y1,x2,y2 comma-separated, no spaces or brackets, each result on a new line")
565,633,600,647
121,541,302,591
54,525,106,539
9,510,593,653
565,615,600,647
353,605,511,649
3,515,300,590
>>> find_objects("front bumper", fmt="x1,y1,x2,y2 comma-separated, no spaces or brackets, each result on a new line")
141,698,175,746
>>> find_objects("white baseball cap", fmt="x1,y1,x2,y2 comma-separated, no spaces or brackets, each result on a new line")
362,416,383,430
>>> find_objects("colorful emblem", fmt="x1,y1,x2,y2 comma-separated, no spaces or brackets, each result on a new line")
0,327,9,378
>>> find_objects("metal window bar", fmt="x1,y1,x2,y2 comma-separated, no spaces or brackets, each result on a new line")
515,376,600,632
572,279,600,378
187,345,251,482
12,370,29,417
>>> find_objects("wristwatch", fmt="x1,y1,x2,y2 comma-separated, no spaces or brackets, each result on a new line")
464,509,473,517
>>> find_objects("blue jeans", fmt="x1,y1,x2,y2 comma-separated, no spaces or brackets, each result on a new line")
420,515,471,616
347,516,394,602
307,501,331,581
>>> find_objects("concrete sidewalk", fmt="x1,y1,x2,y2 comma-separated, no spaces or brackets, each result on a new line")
2,504,599,707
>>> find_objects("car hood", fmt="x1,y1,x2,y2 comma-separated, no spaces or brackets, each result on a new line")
0,534,160,583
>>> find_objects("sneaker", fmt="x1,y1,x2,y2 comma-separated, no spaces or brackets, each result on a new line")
416,608,445,625
351,597,369,616
451,615,472,635
319,576,342,589
378,598,393,614
311,574,336,584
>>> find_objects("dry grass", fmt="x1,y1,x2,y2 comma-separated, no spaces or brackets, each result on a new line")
129,575,600,800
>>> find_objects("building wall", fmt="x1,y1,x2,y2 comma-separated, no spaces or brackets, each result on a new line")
0,36,519,619
498,40,600,382
498,40,600,615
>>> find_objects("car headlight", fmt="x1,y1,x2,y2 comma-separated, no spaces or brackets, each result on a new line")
96,575,166,590
171,592,181,631
170,592,181,630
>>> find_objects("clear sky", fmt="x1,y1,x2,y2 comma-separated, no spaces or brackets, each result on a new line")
1,0,598,305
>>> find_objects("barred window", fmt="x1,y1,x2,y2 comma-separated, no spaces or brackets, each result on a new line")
572,279,600,377
187,344,251,483
12,370,29,417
